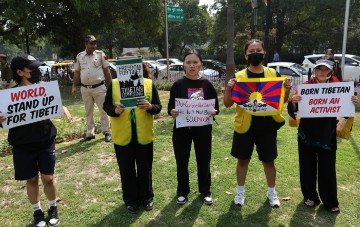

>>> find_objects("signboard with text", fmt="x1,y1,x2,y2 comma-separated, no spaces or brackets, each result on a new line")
298,82,355,118
167,5,184,21
0,81,64,129
175,98,215,128
115,56,145,109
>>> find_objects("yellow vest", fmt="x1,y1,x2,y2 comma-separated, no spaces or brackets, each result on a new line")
110,78,154,145
233,67,285,134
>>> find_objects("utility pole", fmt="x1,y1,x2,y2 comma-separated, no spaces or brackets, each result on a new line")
264,0,271,65
225,3,235,86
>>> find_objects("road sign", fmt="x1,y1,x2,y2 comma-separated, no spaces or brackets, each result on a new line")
167,5,184,21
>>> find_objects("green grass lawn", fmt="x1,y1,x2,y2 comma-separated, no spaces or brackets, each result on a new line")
0,86,359,226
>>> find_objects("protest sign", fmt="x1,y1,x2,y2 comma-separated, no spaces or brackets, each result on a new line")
0,81,64,129
175,98,215,128
298,82,355,118
232,77,286,116
115,56,144,109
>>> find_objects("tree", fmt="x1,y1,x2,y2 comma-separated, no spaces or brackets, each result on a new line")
155,0,212,58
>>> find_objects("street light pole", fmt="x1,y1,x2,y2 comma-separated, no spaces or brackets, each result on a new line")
165,0,170,79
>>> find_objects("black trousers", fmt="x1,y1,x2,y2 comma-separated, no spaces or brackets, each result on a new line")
172,125,212,197
298,141,339,210
114,141,154,207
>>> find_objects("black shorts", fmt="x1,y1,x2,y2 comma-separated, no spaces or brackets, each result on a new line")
230,130,278,162
12,139,56,180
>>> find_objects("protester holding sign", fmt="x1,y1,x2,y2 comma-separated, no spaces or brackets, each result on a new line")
224,39,291,208
103,60,162,214
0,54,72,227
288,59,358,213
168,50,219,206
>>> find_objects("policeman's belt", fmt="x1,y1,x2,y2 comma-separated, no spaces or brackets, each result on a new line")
81,81,104,89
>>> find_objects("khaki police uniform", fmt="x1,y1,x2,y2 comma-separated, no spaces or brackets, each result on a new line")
0,61,14,89
74,50,110,137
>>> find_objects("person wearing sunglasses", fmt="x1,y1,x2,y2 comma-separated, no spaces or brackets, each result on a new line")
288,59,358,213
72,35,112,143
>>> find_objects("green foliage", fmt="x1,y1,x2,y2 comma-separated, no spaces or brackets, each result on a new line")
153,80,174,91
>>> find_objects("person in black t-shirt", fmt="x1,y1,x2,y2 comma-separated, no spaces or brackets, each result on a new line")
168,50,219,206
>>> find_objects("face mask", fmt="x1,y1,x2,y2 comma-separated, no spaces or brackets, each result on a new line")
28,68,41,84
247,53,264,66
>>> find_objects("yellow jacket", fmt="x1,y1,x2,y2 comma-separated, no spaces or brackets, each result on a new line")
110,78,154,145
234,67,285,133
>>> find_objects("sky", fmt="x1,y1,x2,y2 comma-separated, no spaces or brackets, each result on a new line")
199,0,214,6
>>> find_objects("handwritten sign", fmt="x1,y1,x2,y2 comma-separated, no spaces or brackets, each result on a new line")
0,81,64,129
298,82,355,118
116,56,144,109
175,98,215,128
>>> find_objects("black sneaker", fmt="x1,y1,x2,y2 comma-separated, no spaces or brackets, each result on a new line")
47,206,60,226
33,210,46,227
144,201,154,211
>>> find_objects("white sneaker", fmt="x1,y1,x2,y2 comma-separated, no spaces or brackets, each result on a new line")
268,191,280,207
203,195,213,205
176,196,187,205
234,191,245,206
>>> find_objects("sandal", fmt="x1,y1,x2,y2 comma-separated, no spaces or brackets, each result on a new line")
330,207,340,213
304,199,315,207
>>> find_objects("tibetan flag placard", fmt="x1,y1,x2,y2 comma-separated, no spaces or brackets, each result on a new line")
232,77,286,116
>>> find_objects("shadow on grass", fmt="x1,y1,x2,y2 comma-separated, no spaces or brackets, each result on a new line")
55,138,104,160
289,202,337,227
216,200,272,226
88,204,141,227
349,136,360,160
147,196,202,226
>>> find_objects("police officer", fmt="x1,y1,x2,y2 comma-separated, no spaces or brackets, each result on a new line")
72,35,112,142
0,53,14,89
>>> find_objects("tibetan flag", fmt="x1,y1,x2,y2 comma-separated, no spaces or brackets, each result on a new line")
232,77,286,116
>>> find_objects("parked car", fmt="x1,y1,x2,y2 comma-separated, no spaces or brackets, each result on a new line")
159,63,219,81
39,65,51,80
108,62,117,78
156,58,183,66
143,60,167,71
202,59,226,78
267,62,308,87
302,54,360,82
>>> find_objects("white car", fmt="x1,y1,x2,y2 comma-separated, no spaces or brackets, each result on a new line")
156,58,183,66
267,62,308,87
39,65,51,76
302,54,360,82
159,63,219,80
143,60,167,73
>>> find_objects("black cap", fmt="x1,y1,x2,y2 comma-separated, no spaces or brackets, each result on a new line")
11,54,45,71
85,35,96,42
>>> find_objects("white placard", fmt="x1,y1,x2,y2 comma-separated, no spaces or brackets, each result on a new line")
0,81,64,129
298,82,355,118
175,98,215,128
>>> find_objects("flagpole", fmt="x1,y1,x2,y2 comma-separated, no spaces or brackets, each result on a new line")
341,0,350,83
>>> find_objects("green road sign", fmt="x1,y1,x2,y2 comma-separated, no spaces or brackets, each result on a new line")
167,5,184,21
